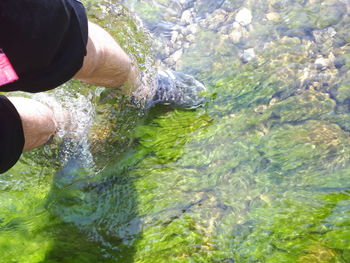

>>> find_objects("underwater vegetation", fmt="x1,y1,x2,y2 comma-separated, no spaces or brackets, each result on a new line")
1,0,350,262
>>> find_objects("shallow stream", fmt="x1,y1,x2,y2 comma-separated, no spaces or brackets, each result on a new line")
1,0,350,262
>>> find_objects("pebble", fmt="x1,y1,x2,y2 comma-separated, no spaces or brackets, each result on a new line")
183,42,191,49
229,22,245,43
254,105,268,113
313,27,337,43
229,29,243,43
187,24,198,34
178,0,195,9
266,12,281,22
241,48,256,63
205,9,228,30
235,8,252,26
173,42,182,50
172,49,183,62
269,97,279,106
315,57,331,70
164,57,175,67
186,34,196,42
171,31,179,43
163,46,172,56
334,56,346,69
180,9,193,25
150,0,344,97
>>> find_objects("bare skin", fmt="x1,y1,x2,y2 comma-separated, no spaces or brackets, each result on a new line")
74,22,139,92
9,22,140,152
8,97,57,152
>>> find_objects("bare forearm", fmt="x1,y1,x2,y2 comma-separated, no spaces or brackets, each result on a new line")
8,97,57,151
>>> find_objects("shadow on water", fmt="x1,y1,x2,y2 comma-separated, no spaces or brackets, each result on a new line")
43,147,141,262
41,101,210,262
2,0,350,262
38,91,147,262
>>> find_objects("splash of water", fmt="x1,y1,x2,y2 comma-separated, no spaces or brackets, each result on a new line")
31,86,95,169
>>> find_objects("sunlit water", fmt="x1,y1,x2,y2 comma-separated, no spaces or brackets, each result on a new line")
1,0,350,262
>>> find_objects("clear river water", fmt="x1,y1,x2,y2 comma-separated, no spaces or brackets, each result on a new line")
1,0,350,262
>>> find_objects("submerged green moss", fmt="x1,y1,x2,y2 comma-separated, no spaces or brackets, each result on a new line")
1,0,350,262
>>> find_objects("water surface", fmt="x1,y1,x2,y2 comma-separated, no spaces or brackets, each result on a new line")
1,0,350,262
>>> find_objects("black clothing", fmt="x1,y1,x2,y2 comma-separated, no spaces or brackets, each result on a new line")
0,0,88,92
0,0,89,173
0,95,24,173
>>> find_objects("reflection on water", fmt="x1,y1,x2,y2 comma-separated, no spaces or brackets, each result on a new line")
1,0,350,262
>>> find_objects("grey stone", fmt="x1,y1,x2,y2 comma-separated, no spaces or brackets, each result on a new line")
171,31,180,43
194,0,225,18
180,9,194,25
235,8,252,26
266,12,281,22
205,9,228,30
334,56,346,69
315,57,331,70
313,27,337,44
241,48,256,63
186,34,196,42
178,0,195,10
172,49,184,62
229,29,243,44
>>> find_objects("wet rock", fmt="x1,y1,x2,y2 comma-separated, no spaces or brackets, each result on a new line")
241,48,256,63
183,42,191,49
260,119,347,174
335,82,350,108
280,36,302,45
235,8,253,26
316,2,346,28
269,0,290,10
205,9,228,31
228,22,248,44
315,56,331,70
266,12,281,22
229,29,243,44
173,42,182,50
267,90,336,123
194,0,225,18
181,24,198,36
160,46,172,58
277,26,314,40
172,49,183,62
186,34,196,42
180,9,194,25
187,24,198,35
149,21,175,39
164,57,175,67
279,2,345,31
333,56,346,69
312,27,337,44
171,30,180,43
218,24,232,35
254,104,268,114
333,24,350,47
178,0,195,10
221,0,245,12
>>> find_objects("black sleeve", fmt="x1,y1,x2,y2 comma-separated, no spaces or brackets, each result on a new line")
0,95,25,173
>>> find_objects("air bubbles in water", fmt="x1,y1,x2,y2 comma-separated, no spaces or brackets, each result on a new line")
32,86,95,169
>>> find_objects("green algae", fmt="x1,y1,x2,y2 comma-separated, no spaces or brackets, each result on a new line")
233,190,350,262
1,0,350,262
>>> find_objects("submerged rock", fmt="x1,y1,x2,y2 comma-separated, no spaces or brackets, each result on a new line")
266,12,281,22
315,56,332,70
235,7,253,26
180,9,194,25
241,48,256,63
